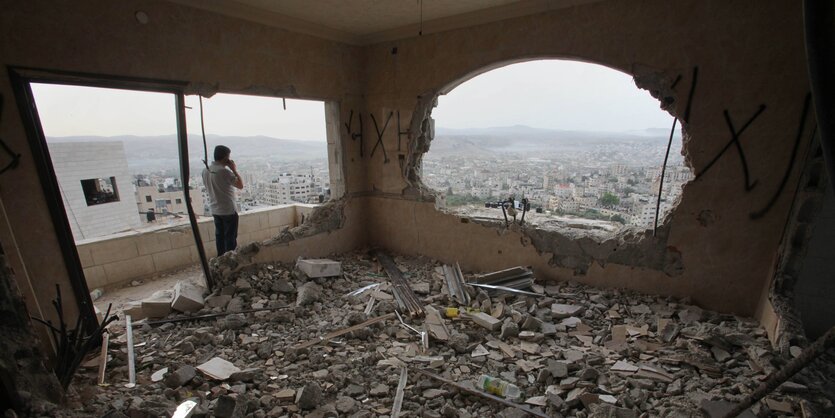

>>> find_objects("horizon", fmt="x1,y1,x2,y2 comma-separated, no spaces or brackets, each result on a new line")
32,60,673,139
43,123,678,141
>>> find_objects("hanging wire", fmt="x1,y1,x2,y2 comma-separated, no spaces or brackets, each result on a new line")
199,96,209,169
653,117,678,236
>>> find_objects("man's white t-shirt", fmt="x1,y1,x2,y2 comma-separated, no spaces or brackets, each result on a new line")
202,161,237,216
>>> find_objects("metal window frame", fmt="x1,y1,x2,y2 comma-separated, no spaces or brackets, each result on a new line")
7,66,214,334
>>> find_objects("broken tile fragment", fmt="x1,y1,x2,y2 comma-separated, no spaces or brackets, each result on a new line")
551,303,584,319
196,357,241,381
611,360,639,373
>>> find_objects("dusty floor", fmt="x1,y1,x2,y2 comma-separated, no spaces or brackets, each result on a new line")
93,265,207,315
49,252,834,418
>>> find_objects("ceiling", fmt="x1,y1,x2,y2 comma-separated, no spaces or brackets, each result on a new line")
165,0,601,45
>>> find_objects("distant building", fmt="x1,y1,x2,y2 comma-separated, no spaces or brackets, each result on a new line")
135,181,204,222
49,142,142,240
263,173,321,206
632,202,672,227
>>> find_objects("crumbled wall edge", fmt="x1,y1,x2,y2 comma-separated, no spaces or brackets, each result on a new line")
0,251,63,412
209,198,348,284
767,137,827,352
396,65,687,276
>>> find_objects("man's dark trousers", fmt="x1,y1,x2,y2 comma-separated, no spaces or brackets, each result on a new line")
214,213,239,256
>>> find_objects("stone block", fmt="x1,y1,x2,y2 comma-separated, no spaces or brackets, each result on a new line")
102,256,155,285
296,259,342,278
470,312,502,331
77,245,94,268
142,290,173,318
123,302,147,321
171,281,205,312
83,266,107,289
151,247,191,272
90,237,138,265
136,232,172,255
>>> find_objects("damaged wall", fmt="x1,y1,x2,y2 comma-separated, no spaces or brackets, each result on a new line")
357,0,812,316
0,0,367,355
0,243,62,412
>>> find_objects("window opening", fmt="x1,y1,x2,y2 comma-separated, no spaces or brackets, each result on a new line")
80,177,119,206
184,93,330,213
423,60,693,236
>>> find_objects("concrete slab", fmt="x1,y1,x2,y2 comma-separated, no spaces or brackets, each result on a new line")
171,281,205,312
296,258,342,278
142,290,173,318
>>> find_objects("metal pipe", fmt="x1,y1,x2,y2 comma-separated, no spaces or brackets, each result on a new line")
175,93,214,290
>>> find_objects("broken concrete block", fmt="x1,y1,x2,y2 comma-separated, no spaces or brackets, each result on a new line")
469,312,501,331
206,294,232,309
276,388,295,402
171,281,205,312
551,303,584,319
500,320,519,340
296,258,342,278
521,315,542,331
142,290,173,318
296,382,323,410
196,357,241,381
611,360,639,373
296,282,323,306
164,365,196,388
123,302,147,321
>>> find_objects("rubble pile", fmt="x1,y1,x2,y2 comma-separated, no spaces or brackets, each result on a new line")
66,252,832,417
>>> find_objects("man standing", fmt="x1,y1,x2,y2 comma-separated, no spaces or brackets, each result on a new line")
202,145,244,256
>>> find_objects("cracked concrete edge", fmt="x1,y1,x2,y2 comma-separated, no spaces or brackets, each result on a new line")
184,82,300,99
209,198,349,284
396,67,687,276
767,139,827,352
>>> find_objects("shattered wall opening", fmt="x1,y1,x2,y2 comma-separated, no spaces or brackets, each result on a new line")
408,59,694,275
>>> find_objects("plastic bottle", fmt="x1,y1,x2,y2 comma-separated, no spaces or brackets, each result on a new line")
477,375,521,400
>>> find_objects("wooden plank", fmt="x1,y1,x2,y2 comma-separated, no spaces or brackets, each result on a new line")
292,313,396,350
97,332,110,385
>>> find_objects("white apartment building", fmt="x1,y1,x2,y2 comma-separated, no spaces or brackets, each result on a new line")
263,173,320,206
136,183,205,222
49,141,142,240
631,202,672,227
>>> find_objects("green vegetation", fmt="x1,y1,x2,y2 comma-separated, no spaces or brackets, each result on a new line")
611,214,627,224
445,193,484,207
598,192,620,207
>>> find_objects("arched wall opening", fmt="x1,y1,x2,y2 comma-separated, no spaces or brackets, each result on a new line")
416,59,694,240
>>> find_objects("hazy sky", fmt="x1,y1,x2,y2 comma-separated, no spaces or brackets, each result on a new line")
31,59,671,139
31,84,327,141
434,60,672,132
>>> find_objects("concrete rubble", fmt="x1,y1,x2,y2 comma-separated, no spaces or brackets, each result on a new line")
60,251,833,417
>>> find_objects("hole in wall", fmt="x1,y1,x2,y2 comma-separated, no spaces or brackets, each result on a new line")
418,59,694,240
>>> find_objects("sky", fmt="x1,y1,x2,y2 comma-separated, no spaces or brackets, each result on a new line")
30,59,672,139
30,84,327,141
434,60,673,132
